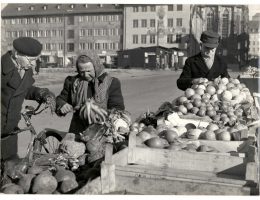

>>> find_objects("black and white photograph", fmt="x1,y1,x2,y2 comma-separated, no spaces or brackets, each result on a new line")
0,0,260,196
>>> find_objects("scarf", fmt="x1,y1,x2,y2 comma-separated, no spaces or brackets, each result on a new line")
71,73,113,110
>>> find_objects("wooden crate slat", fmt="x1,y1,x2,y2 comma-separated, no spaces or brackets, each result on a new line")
114,175,251,195
115,165,246,186
131,147,247,176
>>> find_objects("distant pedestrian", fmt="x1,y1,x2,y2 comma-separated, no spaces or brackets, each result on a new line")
35,58,41,75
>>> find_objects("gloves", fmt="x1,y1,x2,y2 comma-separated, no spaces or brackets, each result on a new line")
38,88,56,114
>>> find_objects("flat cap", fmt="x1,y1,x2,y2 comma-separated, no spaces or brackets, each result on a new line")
200,31,220,48
13,37,42,57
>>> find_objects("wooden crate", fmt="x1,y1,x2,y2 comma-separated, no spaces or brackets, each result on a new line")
77,130,259,195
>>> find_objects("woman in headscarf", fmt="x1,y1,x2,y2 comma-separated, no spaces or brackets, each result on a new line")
56,54,125,134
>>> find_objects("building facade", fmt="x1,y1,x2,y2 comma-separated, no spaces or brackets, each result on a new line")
248,14,260,59
123,5,190,49
189,5,250,69
1,4,123,67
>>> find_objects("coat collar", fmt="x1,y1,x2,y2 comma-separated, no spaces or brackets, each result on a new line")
2,51,16,75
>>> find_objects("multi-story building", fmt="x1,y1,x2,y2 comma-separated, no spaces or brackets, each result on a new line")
123,4,190,50
248,13,260,66
1,4,123,67
190,5,249,69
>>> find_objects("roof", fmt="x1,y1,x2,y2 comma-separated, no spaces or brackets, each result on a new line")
1,4,123,18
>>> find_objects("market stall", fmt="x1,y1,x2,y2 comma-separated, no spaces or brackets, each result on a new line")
1,77,259,195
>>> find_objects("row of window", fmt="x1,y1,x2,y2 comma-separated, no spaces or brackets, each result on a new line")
133,18,183,28
132,34,182,44
6,28,121,38
7,42,119,52
132,5,183,12
78,15,120,22
6,30,63,38
4,17,63,25
79,42,118,51
3,14,120,25
249,48,260,52
79,28,120,37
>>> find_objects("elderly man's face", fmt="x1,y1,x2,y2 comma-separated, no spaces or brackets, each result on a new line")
77,62,95,81
16,54,38,69
200,43,217,59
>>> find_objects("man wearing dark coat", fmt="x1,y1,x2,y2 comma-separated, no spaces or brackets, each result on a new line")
1,37,56,160
177,31,230,91
56,54,125,134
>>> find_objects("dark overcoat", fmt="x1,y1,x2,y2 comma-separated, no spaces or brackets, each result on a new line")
177,53,230,91
56,73,125,134
1,51,43,159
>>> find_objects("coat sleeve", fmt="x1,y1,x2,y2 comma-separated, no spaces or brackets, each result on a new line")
107,77,125,110
177,59,193,91
56,76,73,114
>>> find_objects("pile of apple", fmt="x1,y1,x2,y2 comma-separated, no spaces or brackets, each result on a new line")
130,120,247,152
175,77,256,126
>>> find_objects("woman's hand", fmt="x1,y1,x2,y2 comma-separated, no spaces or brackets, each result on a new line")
60,103,73,114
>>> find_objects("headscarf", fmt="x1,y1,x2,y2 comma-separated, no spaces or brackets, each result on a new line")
72,54,112,110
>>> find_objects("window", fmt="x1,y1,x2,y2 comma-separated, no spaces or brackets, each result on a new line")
177,5,183,11
133,6,138,12
58,30,63,37
150,34,156,44
141,35,147,44
45,43,51,51
222,10,229,38
133,35,138,44
150,5,156,12
207,11,214,31
168,5,173,11
95,43,100,50
11,19,15,25
58,43,63,50
87,29,93,36
51,30,57,37
176,18,182,27
150,19,155,27
67,16,74,25
238,42,240,49
17,31,23,37
26,30,30,37
168,18,173,27
141,19,147,28
79,29,85,37
79,43,85,50
223,49,227,56
141,6,147,12
176,34,182,43
87,43,93,50
67,43,74,52
79,16,84,22
133,20,138,28
68,30,74,38
167,34,173,43
46,30,51,37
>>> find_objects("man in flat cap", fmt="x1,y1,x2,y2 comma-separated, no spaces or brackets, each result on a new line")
177,31,230,90
1,37,56,161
